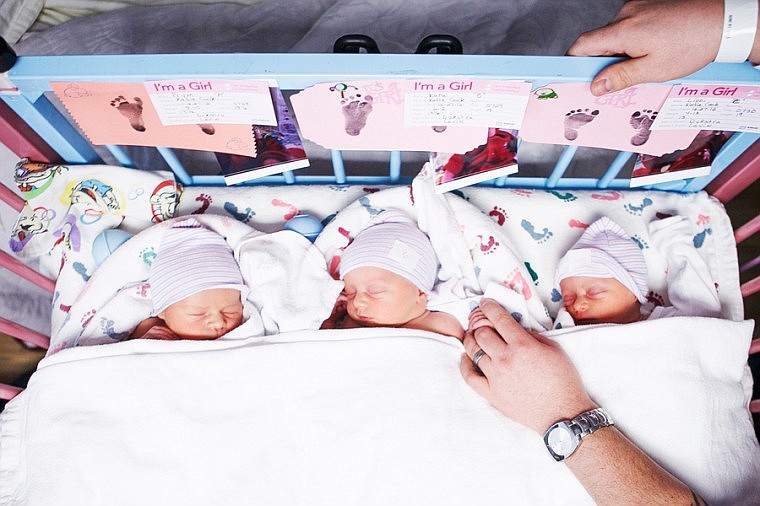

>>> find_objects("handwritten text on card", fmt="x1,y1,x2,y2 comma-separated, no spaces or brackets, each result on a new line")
650,85,759,133
404,79,531,129
146,79,277,126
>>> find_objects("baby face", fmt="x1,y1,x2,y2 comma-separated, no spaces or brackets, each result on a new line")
342,266,427,326
559,276,640,325
158,287,244,340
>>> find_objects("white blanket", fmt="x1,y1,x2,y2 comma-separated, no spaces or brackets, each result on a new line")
2,317,758,506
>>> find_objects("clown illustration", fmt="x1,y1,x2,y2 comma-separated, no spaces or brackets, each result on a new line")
69,179,121,213
10,205,56,252
149,180,179,223
14,160,66,199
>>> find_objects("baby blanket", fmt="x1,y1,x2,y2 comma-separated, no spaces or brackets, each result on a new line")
1,317,758,506
48,214,341,353
455,184,744,322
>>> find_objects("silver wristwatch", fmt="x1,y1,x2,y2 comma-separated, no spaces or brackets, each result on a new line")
543,407,614,462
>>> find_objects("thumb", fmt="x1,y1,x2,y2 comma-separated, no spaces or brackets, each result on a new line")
590,56,657,96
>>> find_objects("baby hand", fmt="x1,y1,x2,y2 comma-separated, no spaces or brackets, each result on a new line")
140,325,180,341
468,307,494,332
320,296,348,329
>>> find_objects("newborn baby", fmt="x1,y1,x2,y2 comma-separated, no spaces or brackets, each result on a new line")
553,215,720,327
323,210,464,340
130,220,249,341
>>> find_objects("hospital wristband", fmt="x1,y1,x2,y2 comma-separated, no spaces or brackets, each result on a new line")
714,0,759,62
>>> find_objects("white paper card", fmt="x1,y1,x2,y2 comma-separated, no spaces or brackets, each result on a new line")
650,84,760,133
404,79,531,129
146,79,277,126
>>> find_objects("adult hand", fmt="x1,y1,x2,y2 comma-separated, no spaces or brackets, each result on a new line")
567,0,725,95
460,298,595,434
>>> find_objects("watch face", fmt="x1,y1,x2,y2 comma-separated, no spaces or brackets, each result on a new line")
547,424,575,456
544,421,580,462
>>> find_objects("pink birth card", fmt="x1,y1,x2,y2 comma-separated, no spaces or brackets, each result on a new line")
290,80,490,152
51,81,259,157
520,83,698,156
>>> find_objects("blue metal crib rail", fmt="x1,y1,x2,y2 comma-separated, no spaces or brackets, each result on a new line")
1,52,758,191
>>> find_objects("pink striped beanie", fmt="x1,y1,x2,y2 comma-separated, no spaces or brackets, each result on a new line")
149,218,248,315
339,210,438,294
555,216,648,303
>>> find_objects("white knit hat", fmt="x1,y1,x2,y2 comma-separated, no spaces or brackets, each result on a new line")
149,218,248,315
555,217,648,303
339,210,438,294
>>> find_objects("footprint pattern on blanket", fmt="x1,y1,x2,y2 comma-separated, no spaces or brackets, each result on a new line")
550,287,563,303
505,267,532,301
224,201,255,223
647,291,665,307
488,206,507,225
624,197,653,216
140,246,157,266
591,191,622,201
521,219,554,244
693,214,713,248
135,283,149,298
631,234,648,250
358,196,383,217
192,193,212,214
511,188,533,197
81,310,96,328
271,198,298,221
568,219,588,229
563,108,599,141
72,261,90,282
629,110,657,146
525,261,539,285
549,190,577,202
694,227,712,248
100,317,129,341
477,234,499,255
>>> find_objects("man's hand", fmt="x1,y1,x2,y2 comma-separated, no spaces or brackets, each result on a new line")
567,0,724,95
460,298,595,434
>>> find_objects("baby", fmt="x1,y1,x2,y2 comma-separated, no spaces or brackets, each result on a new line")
129,220,249,341
323,210,464,340
554,216,720,326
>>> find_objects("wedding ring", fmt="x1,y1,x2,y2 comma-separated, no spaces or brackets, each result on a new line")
472,348,487,374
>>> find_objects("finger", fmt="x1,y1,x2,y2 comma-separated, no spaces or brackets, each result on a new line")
590,55,669,95
467,308,493,332
468,323,509,363
566,24,629,58
477,298,531,347
462,330,483,358
459,354,490,396
462,331,494,376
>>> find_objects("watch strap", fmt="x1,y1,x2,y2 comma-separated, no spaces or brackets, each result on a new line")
570,407,614,440
544,407,614,462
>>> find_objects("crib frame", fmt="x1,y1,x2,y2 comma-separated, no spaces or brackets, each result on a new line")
0,52,759,409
